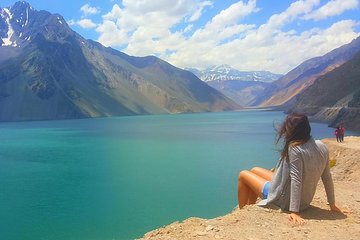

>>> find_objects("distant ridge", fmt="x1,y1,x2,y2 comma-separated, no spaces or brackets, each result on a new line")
187,64,282,83
0,2,240,121
187,65,282,106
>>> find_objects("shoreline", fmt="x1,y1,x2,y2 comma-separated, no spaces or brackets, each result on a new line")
139,136,360,240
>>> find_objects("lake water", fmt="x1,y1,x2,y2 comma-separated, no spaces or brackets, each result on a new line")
0,111,358,240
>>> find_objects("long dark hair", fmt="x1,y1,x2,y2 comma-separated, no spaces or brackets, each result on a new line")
276,113,311,162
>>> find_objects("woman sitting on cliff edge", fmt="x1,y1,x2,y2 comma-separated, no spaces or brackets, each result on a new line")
237,113,345,224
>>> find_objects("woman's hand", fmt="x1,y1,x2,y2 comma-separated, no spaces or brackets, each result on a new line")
288,212,305,224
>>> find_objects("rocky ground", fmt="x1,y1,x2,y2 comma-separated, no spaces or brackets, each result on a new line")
139,136,360,240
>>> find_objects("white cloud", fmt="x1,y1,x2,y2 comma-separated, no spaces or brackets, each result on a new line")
185,0,258,44
97,20,129,46
188,1,213,22
183,24,194,33
68,4,100,30
221,20,359,73
166,0,358,73
208,0,259,28
264,0,320,30
121,0,194,15
304,0,359,21
103,4,122,21
68,18,98,29
96,0,212,48
80,3,100,16
91,0,359,74
77,19,98,29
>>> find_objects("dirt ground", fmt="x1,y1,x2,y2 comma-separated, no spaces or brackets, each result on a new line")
139,136,360,240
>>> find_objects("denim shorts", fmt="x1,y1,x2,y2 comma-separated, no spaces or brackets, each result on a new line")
262,181,270,199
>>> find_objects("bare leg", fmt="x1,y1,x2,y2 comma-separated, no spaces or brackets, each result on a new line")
247,189,258,204
238,173,259,205
238,170,269,208
238,173,251,208
251,167,274,181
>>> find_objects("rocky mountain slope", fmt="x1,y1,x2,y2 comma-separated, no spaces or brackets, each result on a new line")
288,49,360,130
0,2,239,122
253,36,360,107
187,65,282,106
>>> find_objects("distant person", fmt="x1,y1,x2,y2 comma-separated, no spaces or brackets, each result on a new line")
237,113,345,224
340,125,345,142
335,126,341,142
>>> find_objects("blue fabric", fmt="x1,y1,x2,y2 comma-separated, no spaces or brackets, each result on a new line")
262,181,270,199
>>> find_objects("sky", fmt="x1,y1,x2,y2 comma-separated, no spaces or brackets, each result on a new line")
2,0,360,74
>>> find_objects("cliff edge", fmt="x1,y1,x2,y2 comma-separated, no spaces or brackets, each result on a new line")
139,136,360,240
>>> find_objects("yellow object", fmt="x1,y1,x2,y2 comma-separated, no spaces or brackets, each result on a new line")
329,159,337,168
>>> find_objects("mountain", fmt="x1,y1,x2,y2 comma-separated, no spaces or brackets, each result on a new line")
188,64,282,82
205,80,272,106
0,2,240,121
186,65,282,106
253,36,360,107
287,50,360,130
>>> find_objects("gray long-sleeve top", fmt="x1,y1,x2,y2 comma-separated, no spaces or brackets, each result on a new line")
264,138,335,212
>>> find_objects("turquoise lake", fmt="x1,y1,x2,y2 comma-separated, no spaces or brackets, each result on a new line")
0,111,358,240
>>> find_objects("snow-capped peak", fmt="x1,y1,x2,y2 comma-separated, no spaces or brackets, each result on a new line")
207,64,232,74
188,65,283,83
1,8,17,47
0,2,35,47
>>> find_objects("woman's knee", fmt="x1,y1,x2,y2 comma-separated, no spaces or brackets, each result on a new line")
250,167,262,173
238,170,251,181
250,166,273,181
251,166,270,174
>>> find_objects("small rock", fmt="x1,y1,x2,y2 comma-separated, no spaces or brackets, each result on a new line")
194,231,207,236
206,225,214,231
